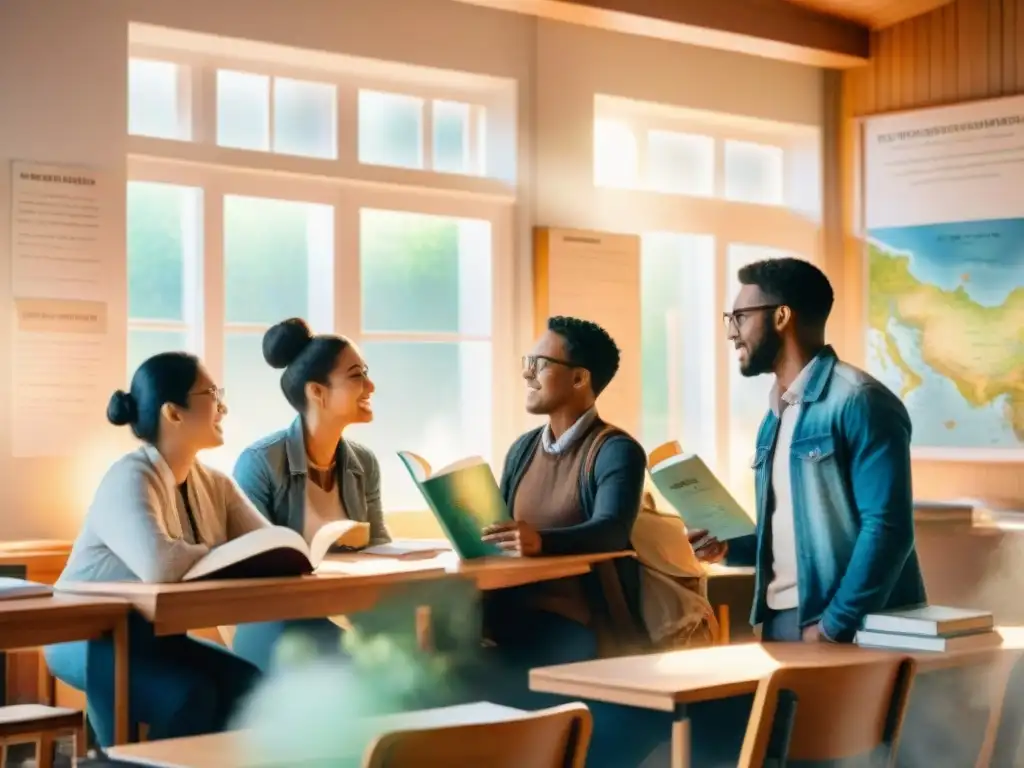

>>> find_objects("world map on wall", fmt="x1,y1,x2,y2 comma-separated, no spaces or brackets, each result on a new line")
866,217,1024,453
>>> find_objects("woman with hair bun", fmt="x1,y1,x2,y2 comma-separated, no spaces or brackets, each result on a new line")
231,318,390,671
44,352,268,747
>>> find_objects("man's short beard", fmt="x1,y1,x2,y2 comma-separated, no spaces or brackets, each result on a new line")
741,329,782,378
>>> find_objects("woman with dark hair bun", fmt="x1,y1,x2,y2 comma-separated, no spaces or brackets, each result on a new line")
44,352,268,747
231,318,390,671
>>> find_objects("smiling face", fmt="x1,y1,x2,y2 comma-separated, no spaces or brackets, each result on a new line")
306,343,375,425
166,363,227,451
726,284,784,378
522,330,588,415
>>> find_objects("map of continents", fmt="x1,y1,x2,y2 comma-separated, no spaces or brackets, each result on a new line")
867,218,1024,452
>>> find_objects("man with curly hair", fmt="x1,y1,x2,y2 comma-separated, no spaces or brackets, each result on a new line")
479,316,671,767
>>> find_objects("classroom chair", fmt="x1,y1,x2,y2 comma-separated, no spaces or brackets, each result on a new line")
0,703,84,768
737,656,916,767
363,702,592,768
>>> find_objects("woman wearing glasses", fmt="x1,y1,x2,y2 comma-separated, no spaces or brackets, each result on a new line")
231,317,390,672
44,352,268,747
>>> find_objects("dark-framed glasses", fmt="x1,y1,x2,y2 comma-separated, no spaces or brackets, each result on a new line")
521,354,577,376
722,304,781,332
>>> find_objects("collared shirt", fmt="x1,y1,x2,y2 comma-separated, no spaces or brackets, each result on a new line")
541,407,598,455
765,359,816,611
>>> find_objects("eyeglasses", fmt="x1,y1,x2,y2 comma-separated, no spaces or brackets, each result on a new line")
722,304,781,332
190,386,225,404
521,355,577,376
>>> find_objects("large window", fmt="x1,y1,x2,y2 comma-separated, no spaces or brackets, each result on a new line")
604,95,821,512
125,29,516,498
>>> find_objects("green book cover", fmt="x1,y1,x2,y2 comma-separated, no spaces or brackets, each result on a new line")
647,441,755,542
398,453,511,560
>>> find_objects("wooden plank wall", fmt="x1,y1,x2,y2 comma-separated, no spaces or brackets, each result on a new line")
838,0,1024,503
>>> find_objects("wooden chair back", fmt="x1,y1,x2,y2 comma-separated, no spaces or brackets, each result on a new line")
739,656,916,767
362,702,591,768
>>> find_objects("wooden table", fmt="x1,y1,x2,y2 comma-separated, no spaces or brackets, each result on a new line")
530,631,1024,768
106,701,526,767
59,559,451,636
0,594,130,744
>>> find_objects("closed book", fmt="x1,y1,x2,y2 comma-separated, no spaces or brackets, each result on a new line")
855,628,1000,653
861,605,994,637
0,578,52,600
647,441,755,542
398,452,511,560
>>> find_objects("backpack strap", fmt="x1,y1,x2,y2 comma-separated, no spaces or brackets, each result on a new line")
579,422,650,654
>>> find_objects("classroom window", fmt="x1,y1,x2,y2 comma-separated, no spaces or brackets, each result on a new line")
640,233,717,460
220,195,334,461
128,59,190,140
359,91,424,169
216,70,338,159
355,209,493,512
434,100,479,175
125,181,202,376
645,130,714,197
724,140,785,205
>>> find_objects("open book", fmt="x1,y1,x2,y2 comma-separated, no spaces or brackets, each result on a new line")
398,452,511,560
647,441,755,542
182,519,370,581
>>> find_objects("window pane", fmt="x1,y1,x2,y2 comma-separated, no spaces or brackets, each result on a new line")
352,341,492,512
725,244,792,513
216,332,298,468
433,100,470,174
724,140,784,205
127,329,188,379
128,59,188,140
361,209,491,335
641,233,717,462
224,196,332,325
217,70,270,151
127,182,200,321
359,91,423,169
593,119,638,188
646,131,714,196
274,77,337,159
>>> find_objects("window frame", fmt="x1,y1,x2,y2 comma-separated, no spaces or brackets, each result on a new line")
125,39,518,501
596,95,823,500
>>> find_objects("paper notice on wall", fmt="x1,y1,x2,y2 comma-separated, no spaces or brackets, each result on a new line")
9,160,113,458
11,299,108,458
10,161,105,300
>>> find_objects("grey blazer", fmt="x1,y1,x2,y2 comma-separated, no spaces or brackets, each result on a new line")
233,418,391,547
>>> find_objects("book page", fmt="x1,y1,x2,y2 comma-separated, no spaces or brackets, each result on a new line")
182,526,311,581
434,456,487,477
397,451,431,482
308,520,370,565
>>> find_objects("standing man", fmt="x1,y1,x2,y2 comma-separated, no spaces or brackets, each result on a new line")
698,257,926,643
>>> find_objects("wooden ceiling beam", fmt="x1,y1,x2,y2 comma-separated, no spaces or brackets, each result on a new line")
454,0,870,67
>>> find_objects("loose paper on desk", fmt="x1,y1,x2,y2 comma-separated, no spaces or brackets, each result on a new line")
10,161,112,457
647,441,756,541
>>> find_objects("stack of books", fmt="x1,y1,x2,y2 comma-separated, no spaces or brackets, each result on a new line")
855,605,998,652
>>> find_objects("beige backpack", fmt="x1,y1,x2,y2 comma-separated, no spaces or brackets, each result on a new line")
584,425,719,652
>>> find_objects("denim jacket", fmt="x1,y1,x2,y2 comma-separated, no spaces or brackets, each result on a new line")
232,418,391,547
726,346,927,641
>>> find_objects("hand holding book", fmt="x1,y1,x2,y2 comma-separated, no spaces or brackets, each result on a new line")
481,520,541,556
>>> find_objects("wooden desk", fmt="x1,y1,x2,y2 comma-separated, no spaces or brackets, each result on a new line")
326,550,633,592
0,594,130,745
59,559,450,636
530,629,1024,768
106,701,526,767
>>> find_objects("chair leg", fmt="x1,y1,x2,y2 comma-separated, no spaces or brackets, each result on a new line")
74,721,86,758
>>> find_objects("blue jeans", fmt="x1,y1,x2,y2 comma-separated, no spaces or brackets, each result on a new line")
231,618,343,673
44,613,260,747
